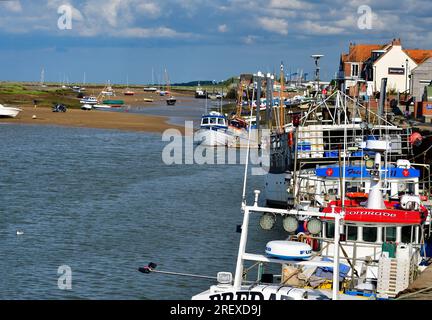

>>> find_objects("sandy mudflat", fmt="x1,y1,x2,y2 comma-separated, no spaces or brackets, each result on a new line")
0,106,184,134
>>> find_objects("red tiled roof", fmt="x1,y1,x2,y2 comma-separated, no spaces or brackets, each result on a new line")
404,49,432,64
343,44,383,63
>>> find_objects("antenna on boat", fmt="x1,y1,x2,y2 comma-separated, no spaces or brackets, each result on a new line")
241,80,256,207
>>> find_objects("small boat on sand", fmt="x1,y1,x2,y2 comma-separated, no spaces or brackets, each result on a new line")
93,104,112,110
0,104,22,118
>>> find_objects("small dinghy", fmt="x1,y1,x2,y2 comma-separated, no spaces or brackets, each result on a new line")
265,241,312,260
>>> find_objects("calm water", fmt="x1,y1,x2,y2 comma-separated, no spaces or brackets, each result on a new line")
0,123,285,300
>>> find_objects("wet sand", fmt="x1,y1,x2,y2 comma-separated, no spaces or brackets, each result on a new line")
0,106,185,134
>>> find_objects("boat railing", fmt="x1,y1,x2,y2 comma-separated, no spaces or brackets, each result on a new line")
292,130,413,160
236,191,344,299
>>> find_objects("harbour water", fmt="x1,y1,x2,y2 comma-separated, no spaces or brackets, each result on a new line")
0,123,284,299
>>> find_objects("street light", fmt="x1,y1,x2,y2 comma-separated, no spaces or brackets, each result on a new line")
405,58,409,94
311,54,324,93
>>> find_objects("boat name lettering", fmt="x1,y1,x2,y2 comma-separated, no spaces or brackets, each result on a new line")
209,291,291,300
347,210,397,218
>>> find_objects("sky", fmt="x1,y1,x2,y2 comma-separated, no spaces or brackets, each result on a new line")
1,0,432,84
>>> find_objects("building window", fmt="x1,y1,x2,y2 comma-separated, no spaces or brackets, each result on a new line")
351,64,359,77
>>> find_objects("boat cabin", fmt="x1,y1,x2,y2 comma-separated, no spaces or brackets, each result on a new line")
200,112,228,130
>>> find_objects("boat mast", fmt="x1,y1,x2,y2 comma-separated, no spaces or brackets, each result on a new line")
279,61,285,133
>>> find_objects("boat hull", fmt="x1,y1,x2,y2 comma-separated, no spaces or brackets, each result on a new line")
0,106,22,118
93,104,112,110
194,128,229,147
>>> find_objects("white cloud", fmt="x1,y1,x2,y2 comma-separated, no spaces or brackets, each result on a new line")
115,27,193,39
258,17,288,35
136,2,161,18
299,21,345,35
1,0,22,13
218,24,228,33
269,0,312,10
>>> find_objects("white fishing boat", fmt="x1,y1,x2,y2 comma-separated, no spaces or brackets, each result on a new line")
0,104,22,118
194,111,230,146
79,96,98,105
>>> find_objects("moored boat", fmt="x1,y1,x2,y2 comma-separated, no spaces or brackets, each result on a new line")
93,104,112,110
80,96,98,105
166,97,176,106
0,104,22,118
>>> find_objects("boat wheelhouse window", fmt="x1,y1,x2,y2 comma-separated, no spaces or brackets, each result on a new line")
384,227,397,242
346,182,362,193
347,226,357,241
218,118,225,125
363,227,377,243
202,118,209,125
325,222,335,239
399,182,415,194
402,226,413,243
210,118,216,124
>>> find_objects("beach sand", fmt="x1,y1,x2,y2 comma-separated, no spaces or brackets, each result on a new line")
0,106,184,134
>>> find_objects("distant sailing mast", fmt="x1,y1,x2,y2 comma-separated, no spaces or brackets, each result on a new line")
40,68,46,87
165,69,176,106
124,75,135,96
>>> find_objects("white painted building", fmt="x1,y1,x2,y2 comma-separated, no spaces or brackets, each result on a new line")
372,42,417,93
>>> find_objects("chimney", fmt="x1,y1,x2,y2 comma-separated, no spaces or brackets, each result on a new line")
392,38,401,46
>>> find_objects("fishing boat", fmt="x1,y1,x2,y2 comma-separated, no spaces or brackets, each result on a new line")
193,71,431,299
166,97,176,106
192,131,432,300
195,83,207,99
100,81,115,97
0,104,22,118
79,96,98,105
194,111,230,146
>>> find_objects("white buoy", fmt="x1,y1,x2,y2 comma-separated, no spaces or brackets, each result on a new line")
32,115,37,119
16,230,24,235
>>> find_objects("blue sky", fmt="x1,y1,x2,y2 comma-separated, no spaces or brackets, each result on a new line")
1,0,431,84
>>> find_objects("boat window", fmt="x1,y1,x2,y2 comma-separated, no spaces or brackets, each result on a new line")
218,118,225,125
402,226,413,243
346,181,359,193
326,222,335,239
347,226,357,240
210,118,216,124
363,227,377,242
384,227,397,242
202,118,209,125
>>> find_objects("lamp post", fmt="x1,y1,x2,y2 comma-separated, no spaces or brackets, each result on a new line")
405,58,409,94
311,54,324,94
